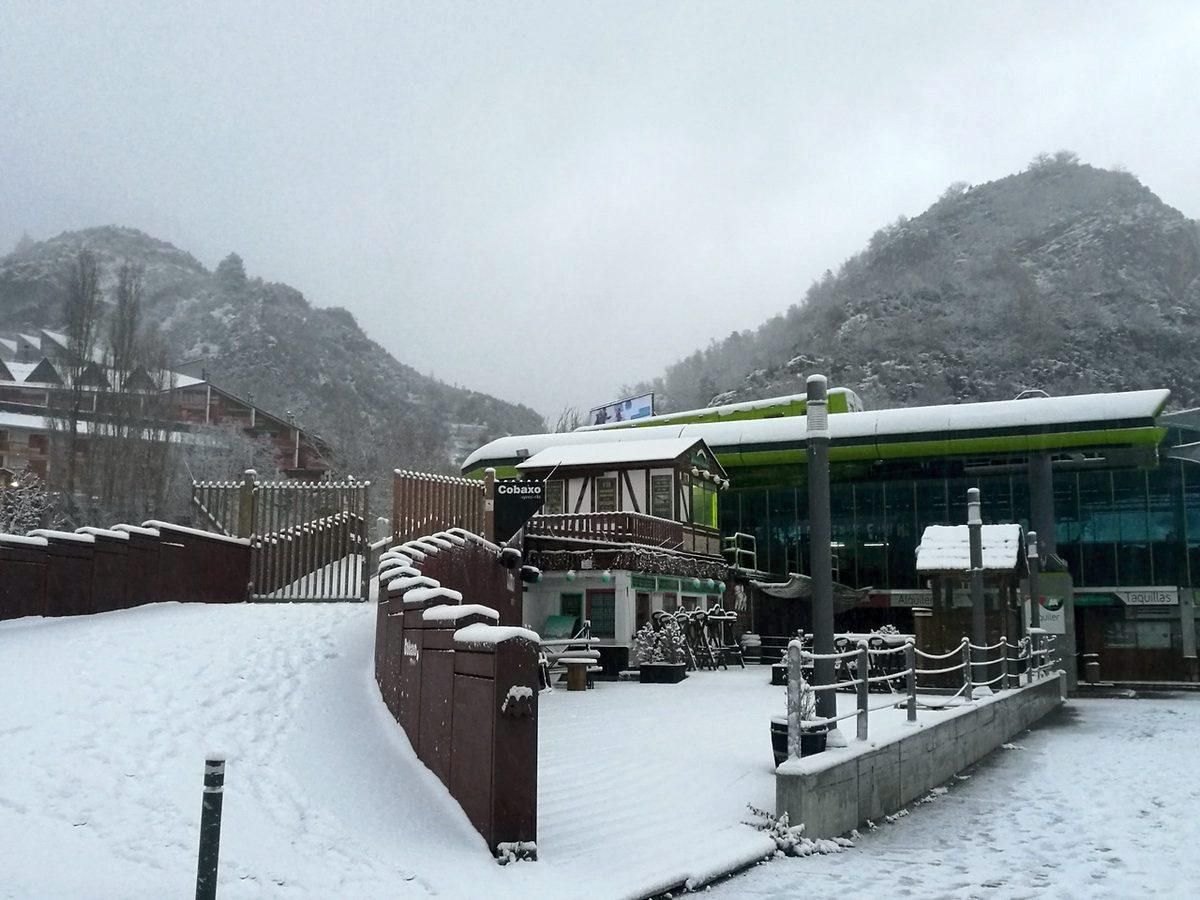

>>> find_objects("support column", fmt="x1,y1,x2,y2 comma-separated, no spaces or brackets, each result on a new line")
806,375,837,729
968,487,988,693
1027,529,1041,631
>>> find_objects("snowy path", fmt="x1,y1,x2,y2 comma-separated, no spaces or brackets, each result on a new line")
0,602,505,899
712,694,1200,898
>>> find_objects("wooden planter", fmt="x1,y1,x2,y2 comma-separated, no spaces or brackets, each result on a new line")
770,716,829,764
639,662,688,684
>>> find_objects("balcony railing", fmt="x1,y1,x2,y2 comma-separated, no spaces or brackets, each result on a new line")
525,512,721,557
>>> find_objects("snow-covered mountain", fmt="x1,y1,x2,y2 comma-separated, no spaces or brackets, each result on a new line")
633,155,1200,411
0,226,545,481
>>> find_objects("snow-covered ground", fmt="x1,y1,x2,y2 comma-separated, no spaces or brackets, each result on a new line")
4,598,1162,899
712,693,1200,898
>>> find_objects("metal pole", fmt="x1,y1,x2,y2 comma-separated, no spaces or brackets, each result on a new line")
905,640,917,723
807,374,836,725
961,638,974,701
968,487,987,691
1027,529,1041,630
786,639,803,759
855,642,869,741
1000,634,1010,690
195,756,225,900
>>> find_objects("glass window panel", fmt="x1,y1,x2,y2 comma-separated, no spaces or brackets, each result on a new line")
595,476,618,512
1082,541,1117,586
1077,472,1116,543
586,590,616,638
769,487,798,576
544,480,565,515
651,474,674,519
885,480,918,590
1113,470,1150,545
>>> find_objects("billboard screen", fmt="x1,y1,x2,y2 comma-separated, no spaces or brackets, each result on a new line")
589,393,654,426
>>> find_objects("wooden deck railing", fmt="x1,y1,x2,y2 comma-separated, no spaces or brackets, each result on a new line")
524,512,721,557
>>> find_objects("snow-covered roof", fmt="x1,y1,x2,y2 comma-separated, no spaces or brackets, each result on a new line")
40,329,69,349
3,362,43,383
463,389,1170,472
516,437,707,470
915,524,1024,573
18,333,40,347
0,338,17,352
0,411,48,430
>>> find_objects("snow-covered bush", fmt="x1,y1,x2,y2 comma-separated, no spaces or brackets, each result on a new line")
657,618,688,665
631,623,661,666
744,805,853,857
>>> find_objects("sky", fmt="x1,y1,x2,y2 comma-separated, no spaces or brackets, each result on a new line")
2,1,1199,418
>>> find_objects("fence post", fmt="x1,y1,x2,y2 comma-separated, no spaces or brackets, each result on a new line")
856,642,869,741
905,640,917,723
359,483,371,602
484,468,496,543
961,637,973,701
195,756,225,900
237,469,257,539
786,639,803,759
1000,634,1010,690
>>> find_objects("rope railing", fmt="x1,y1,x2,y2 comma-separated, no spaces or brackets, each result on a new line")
783,629,1062,753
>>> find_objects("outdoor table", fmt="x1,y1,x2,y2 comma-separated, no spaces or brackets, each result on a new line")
835,632,915,647
560,657,595,692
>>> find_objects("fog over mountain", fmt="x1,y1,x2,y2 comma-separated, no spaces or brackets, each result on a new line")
630,158,1200,412
0,227,545,481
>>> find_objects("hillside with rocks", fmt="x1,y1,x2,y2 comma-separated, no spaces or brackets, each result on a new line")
633,155,1200,412
0,227,545,481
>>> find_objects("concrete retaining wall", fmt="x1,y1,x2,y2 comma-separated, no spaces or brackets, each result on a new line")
776,674,1066,838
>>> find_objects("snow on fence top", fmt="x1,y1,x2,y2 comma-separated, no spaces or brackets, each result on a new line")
142,521,251,546
0,532,48,547
463,388,1170,471
75,527,130,541
453,622,540,647
111,524,161,538
28,529,95,544
915,524,1023,573
422,604,499,623
405,586,464,605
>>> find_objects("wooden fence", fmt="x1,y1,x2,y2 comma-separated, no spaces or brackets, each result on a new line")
0,522,250,621
393,469,493,544
374,528,537,858
192,473,369,601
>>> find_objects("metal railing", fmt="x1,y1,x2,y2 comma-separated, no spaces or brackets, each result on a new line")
783,631,1061,752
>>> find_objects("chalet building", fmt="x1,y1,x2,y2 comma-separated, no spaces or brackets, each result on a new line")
514,437,735,672
0,347,329,480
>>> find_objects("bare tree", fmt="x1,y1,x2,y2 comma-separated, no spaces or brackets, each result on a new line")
553,405,583,433
48,248,103,515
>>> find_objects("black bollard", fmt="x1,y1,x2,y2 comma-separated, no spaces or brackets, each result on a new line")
195,757,225,900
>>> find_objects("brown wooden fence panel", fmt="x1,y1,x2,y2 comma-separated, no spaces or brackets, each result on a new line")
393,470,487,544
374,528,538,857
0,539,47,619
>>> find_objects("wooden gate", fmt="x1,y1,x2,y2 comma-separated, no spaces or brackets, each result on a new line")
192,472,370,601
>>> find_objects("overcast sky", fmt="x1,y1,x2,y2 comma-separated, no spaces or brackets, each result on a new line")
2,1,1199,417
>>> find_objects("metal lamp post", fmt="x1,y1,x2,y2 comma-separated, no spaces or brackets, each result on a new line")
1027,529,1040,630
968,488,987,692
807,375,837,725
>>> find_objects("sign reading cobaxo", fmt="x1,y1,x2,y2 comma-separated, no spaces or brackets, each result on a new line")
494,479,545,544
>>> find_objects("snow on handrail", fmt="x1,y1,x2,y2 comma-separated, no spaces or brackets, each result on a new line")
914,641,968,661
968,639,1007,652
801,647,861,661
914,661,967,676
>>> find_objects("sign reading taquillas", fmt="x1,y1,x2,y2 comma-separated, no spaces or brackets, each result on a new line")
1115,587,1178,606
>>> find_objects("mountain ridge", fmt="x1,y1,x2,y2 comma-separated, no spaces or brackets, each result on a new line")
632,157,1200,413
0,225,546,482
